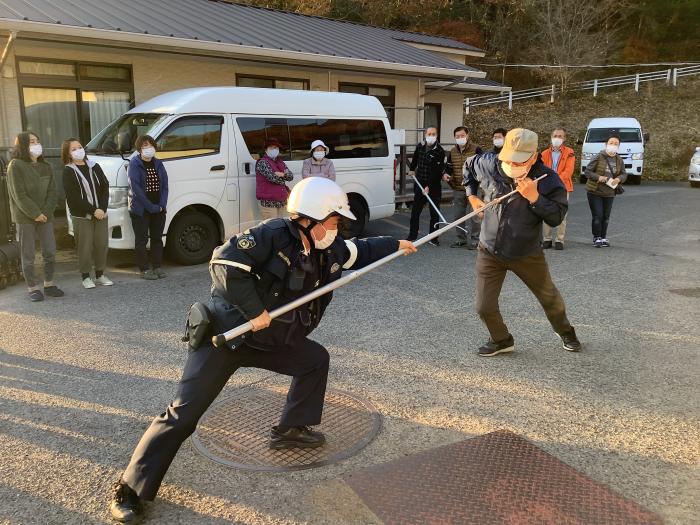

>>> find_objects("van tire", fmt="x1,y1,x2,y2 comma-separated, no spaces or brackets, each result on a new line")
627,175,642,185
342,195,368,239
166,211,218,265
690,181,700,188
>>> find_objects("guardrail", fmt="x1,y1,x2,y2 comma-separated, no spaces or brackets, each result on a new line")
465,65,700,112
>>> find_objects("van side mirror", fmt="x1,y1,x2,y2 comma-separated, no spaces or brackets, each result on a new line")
643,133,650,143
117,132,132,153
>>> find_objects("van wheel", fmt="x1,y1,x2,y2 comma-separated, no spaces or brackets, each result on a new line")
342,196,368,239
690,181,700,188
166,212,218,265
627,175,642,185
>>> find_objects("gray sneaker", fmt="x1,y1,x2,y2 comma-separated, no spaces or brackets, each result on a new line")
141,269,158,280
153,267,167,278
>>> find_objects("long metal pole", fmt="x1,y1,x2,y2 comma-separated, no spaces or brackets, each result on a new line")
410,173,468,235
212,174,547,347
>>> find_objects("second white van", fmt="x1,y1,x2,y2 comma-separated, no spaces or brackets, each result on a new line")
80,87,396,264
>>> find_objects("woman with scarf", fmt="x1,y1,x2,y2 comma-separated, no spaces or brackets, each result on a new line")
62,138,112,289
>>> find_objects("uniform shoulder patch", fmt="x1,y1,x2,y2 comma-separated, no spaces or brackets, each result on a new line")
237,234,256,250
330,262,341,273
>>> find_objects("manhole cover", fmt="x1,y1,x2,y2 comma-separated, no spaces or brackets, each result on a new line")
342,430,662,525
191,379,381,471
669,287,700,298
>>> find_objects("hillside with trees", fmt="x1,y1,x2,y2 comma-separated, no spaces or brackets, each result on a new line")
233,0,700,89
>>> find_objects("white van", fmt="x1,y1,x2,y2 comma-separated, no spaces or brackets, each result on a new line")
80,87,396,264
580,117,648,185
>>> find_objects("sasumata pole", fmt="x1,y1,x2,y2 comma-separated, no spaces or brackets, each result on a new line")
212,174,547,347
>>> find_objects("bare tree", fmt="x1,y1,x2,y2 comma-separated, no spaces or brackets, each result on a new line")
530,0,624,90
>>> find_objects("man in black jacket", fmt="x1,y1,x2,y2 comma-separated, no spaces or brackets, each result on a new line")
407,126,446,245
463,128,581,357
109,177,417,523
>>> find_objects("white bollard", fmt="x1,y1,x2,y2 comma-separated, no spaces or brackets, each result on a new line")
593,79,598,97
550,84,555,103
508,90,513,110
635,73,640,92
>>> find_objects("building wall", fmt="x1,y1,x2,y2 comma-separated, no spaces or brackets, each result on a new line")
424,89,466,143
1,39,478,151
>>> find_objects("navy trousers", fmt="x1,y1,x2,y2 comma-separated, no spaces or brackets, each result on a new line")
122,339,329,500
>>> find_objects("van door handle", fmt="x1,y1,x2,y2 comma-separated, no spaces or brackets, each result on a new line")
244,162,251,175
210,164,225,171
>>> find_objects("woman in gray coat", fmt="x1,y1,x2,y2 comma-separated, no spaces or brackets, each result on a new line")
301,140,335,181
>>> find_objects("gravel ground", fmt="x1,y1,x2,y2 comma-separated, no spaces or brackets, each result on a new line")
0,182,698,524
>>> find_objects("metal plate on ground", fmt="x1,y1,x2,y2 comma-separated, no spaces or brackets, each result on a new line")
343,430,662,525
191,379,381,472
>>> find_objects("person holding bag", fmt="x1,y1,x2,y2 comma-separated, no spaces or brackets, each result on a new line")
584,134,626,248
6,131,63,302
62,138,112,289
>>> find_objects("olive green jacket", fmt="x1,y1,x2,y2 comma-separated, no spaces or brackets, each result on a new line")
7,159,57,223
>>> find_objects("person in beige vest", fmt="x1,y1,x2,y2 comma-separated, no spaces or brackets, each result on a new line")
442,127,482,248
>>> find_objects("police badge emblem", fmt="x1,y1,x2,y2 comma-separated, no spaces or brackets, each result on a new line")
237,234,256,250
330,262,341,273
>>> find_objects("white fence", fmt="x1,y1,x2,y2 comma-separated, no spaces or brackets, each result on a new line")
465,65,700,113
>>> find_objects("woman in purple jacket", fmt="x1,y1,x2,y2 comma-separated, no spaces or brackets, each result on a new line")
128,135,169,280
256,137,293,220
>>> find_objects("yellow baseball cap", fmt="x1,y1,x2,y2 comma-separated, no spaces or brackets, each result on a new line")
498,128,538,163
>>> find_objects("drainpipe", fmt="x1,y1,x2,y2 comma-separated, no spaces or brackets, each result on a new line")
0,31,18,154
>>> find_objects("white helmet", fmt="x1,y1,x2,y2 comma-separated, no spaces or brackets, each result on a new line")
287,177,357,222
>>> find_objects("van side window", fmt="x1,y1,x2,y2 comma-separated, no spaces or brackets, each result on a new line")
155,115,224,160
237,117,291,160
237,117,389,161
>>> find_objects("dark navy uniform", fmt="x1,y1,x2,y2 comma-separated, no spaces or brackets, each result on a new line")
121,218,398,500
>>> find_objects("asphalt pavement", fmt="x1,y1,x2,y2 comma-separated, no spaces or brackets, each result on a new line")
0,182,698,524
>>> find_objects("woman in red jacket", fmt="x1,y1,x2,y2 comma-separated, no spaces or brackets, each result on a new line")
541,128,575,250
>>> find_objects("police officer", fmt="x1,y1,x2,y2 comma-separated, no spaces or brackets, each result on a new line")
463,128,582,357
109,177,417,522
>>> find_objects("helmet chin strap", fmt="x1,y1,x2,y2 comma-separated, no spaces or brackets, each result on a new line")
293,217,321,254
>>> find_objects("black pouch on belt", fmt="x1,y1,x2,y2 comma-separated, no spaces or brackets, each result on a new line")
182,302,213,350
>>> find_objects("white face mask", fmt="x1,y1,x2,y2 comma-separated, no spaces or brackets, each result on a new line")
312,151,325,161
455,137,468,147
606,144,619,155
493,138,504,148
501,161,530,179
267,148,279,159
29,144,43,158
313,224,338,249
141,147,156,160
551,137,564,148
71,148,86,161
425,135,437,145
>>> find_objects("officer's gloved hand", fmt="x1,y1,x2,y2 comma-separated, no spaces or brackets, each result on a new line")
250,310,272,331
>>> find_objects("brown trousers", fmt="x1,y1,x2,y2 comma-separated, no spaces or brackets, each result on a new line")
475,246,573,343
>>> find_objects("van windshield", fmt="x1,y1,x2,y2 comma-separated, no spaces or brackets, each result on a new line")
86,113,169,155
586,128,642,143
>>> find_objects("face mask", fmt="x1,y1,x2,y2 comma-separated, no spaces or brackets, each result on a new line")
606,144,619,155
455,137,468,147
425,136,437,145
551,137,563,148
313,224,338,249
71,148,86,161
141,147,156,160
267,148,279,159
312,151,325,161
493,138,504,148
501,161,530,179
29,144,43,158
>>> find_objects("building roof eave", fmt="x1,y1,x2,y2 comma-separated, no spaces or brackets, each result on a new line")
0,20,486,79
